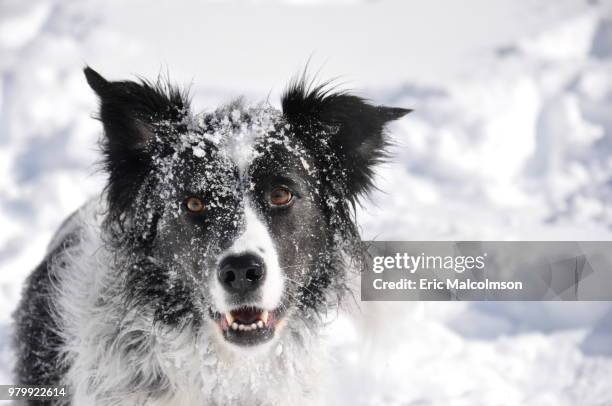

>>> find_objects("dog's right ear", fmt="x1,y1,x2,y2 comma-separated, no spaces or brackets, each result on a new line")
84,66,188,154
84,66,189,216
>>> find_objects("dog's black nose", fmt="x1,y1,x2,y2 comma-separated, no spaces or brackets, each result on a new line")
218,254,265,295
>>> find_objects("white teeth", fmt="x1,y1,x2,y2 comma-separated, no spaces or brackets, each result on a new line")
230,320,266,332
224,309,271,332
225,313,234,325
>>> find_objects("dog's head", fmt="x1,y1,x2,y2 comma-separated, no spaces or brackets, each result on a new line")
85,67,409,349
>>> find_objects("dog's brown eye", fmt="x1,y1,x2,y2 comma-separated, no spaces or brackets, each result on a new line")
185,196,205,213
270,187,293,206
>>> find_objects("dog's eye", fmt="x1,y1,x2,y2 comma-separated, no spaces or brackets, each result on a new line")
185,196,205,213
270,187,293,207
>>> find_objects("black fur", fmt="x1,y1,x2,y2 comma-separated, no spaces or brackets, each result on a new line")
282,77,411,200
12,234,78,405
84,67,190,232
124,257,197,326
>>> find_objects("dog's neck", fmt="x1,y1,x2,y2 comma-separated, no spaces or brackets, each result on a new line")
70,314,326,406
161,322,325,406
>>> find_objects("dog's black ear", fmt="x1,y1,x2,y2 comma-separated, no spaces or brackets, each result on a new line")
281,80,410,199
84,66,188,215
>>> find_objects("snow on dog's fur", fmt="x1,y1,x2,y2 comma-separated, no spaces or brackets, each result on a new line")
12,67,409,406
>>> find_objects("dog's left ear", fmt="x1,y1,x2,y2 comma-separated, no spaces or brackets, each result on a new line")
282,82,411,198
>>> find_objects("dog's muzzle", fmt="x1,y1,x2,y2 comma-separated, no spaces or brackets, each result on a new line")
211,253,285,346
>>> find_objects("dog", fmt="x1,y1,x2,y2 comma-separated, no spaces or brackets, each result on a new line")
13,67,409,406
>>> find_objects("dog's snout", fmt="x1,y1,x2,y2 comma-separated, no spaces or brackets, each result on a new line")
218,254,265,295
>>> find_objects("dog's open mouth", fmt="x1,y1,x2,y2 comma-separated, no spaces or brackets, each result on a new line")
210,306,283,346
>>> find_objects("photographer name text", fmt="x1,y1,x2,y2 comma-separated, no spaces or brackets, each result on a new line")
371,253,523,291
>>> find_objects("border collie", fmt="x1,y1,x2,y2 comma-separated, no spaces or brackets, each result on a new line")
13,67,409,405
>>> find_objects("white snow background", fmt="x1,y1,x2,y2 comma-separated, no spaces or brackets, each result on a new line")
1,0,612,404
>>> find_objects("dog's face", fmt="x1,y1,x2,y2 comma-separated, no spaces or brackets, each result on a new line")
85,67,408,350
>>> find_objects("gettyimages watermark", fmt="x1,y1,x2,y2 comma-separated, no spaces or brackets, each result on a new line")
361,242,612,301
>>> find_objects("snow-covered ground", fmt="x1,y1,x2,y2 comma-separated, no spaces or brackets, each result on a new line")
1,0,612,404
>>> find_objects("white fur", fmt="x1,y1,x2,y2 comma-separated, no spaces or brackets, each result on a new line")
50,198,323,406
212,202,284,314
